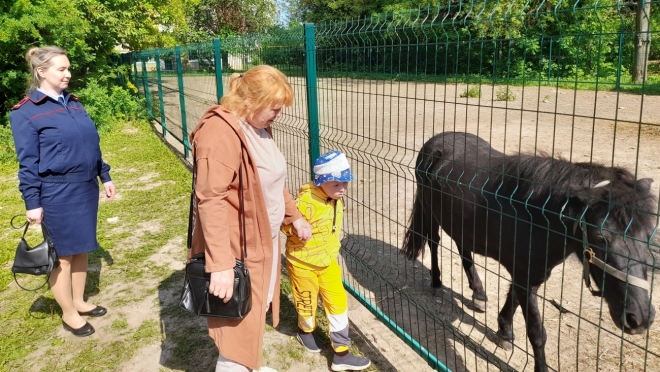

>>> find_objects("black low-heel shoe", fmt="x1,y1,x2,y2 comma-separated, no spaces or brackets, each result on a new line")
62,320,95,337
78,306,107,317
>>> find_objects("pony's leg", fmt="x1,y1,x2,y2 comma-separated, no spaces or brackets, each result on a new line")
514,284,548,372
459,249,488,312
496,284,519,351
429,221,442,295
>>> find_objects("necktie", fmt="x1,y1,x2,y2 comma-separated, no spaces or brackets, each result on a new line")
58,96,69,112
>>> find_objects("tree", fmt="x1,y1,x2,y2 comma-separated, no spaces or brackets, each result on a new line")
633,0,652,83
182,0,277,41
1,0,89,118
290,0,387,23
0,0,172,120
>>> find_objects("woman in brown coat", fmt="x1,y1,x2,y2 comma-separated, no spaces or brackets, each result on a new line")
189,65,312,371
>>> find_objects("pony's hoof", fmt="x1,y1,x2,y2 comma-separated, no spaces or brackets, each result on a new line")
497,338,513,351
496,331,514,351
472,298,487,312
431,286,443,297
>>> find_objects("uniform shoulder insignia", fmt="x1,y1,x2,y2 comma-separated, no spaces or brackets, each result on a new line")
69,94,80,102
11,97,30,111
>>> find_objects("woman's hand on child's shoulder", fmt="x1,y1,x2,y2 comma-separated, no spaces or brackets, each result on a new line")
292,217,312,242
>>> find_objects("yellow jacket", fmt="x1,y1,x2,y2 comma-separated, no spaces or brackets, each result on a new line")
283,181,344,270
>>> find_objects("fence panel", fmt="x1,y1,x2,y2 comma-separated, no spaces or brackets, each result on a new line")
131,1,660,371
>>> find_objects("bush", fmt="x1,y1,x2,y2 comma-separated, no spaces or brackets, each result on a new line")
495,86,516,102
74,79,116,133
460,85,481,98
108,85,146,122
0,124,16,164
0,80,146,165
74,79,146,133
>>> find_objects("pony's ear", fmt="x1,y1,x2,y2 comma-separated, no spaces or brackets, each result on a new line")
569,181,610,205
636,178,653,193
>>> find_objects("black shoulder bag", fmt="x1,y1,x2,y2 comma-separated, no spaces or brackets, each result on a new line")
179,152,252,319
10,215,59,291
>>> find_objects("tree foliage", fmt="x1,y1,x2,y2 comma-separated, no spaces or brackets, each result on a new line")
287,0,388,23
174,0,277,44
283,0,657,85
0,0,172,120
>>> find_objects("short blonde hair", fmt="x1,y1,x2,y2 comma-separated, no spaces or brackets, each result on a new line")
25,46,68,92
220,65,294,121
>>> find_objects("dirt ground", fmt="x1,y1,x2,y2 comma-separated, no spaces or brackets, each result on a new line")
148,75,660,372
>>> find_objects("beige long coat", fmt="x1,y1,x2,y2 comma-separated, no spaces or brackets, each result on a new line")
189,105,302,370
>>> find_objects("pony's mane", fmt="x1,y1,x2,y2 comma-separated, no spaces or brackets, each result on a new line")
488,152,657,219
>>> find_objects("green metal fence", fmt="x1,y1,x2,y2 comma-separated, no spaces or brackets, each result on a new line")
133,1,660,371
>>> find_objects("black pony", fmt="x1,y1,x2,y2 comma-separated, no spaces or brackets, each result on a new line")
403,132,656,372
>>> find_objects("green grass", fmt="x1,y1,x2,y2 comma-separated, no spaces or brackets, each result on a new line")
144,62,660,96
314,69,660,95
0,118,192,371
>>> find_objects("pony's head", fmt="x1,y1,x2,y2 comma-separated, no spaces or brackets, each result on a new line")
570,175,656,334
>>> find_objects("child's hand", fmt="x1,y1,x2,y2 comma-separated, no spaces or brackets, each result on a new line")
292,217,312,242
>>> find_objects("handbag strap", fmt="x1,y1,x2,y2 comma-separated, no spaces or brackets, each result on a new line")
11,214,30,238
10,215,55,292
238,159,247,260
188,146,248,262
11,215,53,244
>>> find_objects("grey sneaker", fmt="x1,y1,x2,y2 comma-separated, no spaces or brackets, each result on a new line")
331,353,371,371
296,332,321,353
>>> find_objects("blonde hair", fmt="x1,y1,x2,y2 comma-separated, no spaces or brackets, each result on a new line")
220,65,294,121
25,46,67,92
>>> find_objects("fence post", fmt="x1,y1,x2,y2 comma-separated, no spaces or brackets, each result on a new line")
132,53,139,88
141,57,153,119
175,46,190,159
155,48,167,137
213,38,224,103
304,23,321,179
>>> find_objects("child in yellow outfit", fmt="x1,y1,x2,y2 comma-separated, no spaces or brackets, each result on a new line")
282,150,371,371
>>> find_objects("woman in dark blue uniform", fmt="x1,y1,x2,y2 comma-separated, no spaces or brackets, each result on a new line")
10,46,116,337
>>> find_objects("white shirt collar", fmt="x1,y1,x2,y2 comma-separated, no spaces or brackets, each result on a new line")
37,88,65,102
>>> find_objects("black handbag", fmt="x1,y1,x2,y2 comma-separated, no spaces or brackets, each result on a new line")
179,150,252,318
10,215,59,291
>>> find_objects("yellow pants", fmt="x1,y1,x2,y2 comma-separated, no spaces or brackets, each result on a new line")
286,259,350,353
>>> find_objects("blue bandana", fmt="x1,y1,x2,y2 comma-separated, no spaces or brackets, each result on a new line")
313,150,355,186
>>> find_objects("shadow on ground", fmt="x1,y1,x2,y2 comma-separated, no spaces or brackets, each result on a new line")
27,244,114,318
340,233,515,372
277,257,399,372
157,269,217,372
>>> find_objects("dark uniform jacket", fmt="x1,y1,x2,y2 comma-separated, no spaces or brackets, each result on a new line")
10,90,111,210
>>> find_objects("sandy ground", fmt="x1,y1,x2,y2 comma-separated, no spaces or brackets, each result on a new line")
143,74,660,372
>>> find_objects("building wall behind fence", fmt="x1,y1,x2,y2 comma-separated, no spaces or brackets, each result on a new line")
132,1,660,371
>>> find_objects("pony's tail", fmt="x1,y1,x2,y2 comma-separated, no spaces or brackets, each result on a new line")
402,185,431,260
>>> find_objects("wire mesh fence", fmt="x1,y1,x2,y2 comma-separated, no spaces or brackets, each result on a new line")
131,1,660,371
